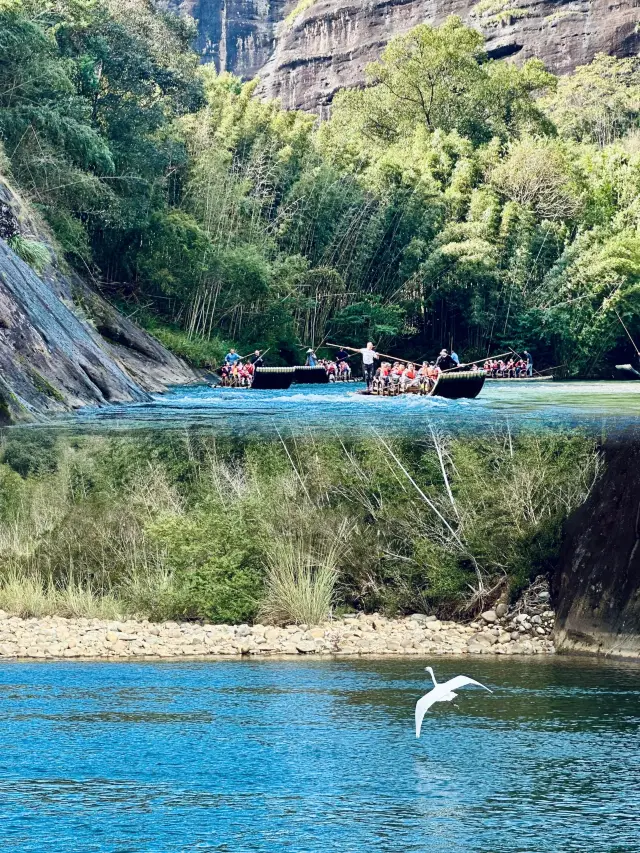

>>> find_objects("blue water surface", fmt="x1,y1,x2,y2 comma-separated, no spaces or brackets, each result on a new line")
46,380,640,438
1,657,639,853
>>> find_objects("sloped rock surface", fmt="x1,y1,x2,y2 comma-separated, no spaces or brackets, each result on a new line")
0,181,195,422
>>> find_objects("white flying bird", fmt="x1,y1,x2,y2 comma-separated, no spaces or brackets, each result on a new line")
415,666,493,737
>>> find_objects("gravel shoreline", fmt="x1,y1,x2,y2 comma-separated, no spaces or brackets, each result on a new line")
0,607,555,660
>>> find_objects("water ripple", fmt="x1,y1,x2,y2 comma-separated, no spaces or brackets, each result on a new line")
26,380,640,438
0,658,638,852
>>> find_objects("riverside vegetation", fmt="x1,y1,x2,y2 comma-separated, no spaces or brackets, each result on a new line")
1,2,640,373
0,429,599,625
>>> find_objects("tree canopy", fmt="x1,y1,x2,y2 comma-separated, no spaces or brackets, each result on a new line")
2,6,640,374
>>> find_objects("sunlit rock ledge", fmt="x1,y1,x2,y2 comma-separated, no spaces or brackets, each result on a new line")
0,610,555,660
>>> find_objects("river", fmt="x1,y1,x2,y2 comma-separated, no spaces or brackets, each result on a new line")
43,380,640,438
1,657,638,852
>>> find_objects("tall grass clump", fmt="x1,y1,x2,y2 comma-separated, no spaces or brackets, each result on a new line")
0,573,126,619
259,519,352,624
0,573,52,618
7,235,51,274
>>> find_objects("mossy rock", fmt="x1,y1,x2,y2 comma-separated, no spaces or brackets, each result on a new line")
28,368,65,403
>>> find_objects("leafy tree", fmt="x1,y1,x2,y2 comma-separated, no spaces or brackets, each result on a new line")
544,54,640,146
490,138,583,221
326,17,554,148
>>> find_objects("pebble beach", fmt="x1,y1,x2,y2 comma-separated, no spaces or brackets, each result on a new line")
0,601,555,660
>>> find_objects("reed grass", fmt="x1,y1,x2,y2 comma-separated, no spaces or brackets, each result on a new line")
0,573,126,619
259,521,351,624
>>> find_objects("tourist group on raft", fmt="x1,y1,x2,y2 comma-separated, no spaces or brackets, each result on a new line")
218,349,264,386
483,354,533,378
218,343,534,389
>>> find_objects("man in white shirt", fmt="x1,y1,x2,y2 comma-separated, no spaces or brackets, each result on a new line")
360,342,379,389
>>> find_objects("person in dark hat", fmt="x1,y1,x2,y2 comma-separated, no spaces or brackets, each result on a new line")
435,349,457,371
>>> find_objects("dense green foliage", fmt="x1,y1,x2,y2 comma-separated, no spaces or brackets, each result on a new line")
0,429,598,622
0,0,203,266
2,3,640,372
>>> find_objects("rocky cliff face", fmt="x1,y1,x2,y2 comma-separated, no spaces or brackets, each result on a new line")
0,181,195,424
160,0,289,77
259,0,640,112
552,441,640,659
163,0,640,112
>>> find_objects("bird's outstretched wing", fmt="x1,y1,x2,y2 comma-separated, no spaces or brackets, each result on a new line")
443,675,493,694
414,676,492,738
415,688,443,738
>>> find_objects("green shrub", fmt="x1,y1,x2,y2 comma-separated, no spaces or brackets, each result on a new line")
146,509,262,623
7,235,51,274
3,432,58,478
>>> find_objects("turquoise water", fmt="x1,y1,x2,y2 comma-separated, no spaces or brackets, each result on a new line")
1,657,639,852
51,380,640,437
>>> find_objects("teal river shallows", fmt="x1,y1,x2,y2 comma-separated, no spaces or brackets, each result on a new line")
54,380,640,438
1,657,639,853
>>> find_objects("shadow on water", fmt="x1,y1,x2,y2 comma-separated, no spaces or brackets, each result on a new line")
0,656,638,852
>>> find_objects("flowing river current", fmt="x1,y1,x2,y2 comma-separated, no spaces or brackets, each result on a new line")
46,379,640,438
1,657,639,853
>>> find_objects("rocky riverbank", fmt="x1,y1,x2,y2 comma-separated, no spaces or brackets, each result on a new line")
0,592,555,659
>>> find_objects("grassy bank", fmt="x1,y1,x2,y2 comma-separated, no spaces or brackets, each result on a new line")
0,430,600,623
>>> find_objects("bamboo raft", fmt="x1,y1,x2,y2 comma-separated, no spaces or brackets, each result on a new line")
251,367,295,390
248,365,333,389
360,370,485,400
293,366,329,384
485,376,553,382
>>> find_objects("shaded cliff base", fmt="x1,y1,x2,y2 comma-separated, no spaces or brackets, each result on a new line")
0,178,196,423
553,439,640,659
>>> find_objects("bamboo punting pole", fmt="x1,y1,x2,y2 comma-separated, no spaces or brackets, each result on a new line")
441,350,513,373
328,344,519,372
326,343,414,365
213,347,271,374
507,347,544,378
615,309,640,358
535,364,565,375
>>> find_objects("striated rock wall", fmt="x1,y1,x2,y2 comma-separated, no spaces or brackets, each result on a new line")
552,441,640,659
257,0,640,112
162,0,640,113
159,0,290,76
0,180,195,423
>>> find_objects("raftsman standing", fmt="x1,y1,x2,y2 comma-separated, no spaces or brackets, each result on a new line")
359,342,379,390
